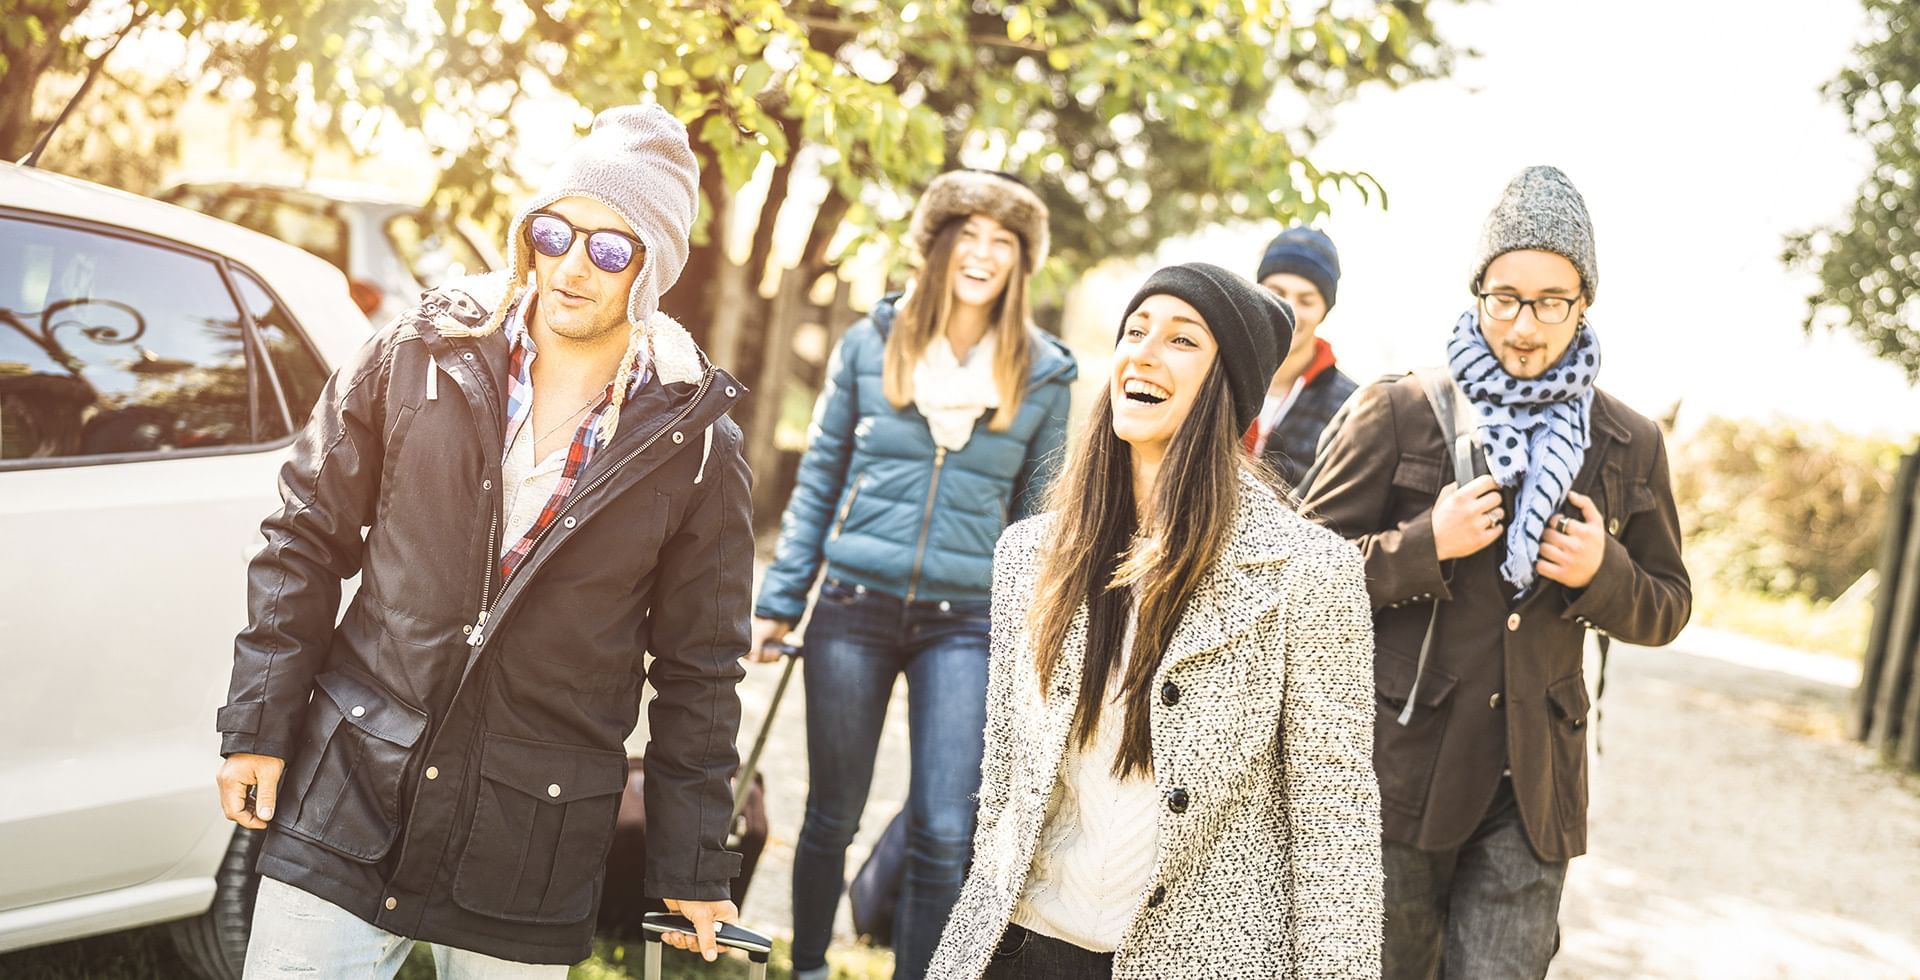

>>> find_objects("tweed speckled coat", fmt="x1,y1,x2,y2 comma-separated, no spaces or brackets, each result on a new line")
928,473,1383,980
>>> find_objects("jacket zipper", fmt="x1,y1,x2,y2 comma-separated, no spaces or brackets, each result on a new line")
830,472,865,541
467,369,716,648
903,446,947,604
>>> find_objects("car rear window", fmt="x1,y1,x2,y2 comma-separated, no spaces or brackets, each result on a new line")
205,192,350,274
386,212,488,289
0,215,315,465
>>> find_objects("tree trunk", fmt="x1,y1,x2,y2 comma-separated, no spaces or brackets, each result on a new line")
701,185,753,373
745,188,851,517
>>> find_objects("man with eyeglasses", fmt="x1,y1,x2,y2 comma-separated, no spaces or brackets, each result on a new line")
1300,166,1690,979
215,104,754,976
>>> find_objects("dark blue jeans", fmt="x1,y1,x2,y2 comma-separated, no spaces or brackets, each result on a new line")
790,577,991,980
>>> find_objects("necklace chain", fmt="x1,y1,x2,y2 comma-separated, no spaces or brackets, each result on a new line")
532,388,605,447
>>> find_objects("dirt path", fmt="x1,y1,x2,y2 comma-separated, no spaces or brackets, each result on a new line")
636,625,1920,978
1553,630,1920,979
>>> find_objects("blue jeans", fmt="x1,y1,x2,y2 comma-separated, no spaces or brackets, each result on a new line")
790,577,991,980
244,876,566,978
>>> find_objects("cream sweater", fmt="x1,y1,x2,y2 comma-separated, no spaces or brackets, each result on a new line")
1011,617,1161,952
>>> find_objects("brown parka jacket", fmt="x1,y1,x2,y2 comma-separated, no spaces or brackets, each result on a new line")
1298,374,1690,861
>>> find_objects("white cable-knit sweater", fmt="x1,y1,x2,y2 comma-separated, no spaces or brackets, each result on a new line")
1012,615,1160,951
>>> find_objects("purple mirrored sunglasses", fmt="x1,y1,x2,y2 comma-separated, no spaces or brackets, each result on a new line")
526,212,644,274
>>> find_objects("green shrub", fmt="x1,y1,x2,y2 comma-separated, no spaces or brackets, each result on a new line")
1671,416,1907,601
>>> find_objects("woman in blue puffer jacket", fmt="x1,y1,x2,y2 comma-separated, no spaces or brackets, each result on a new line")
747,169,1076,980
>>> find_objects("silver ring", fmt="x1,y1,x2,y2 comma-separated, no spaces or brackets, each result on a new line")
1556,515,1570,534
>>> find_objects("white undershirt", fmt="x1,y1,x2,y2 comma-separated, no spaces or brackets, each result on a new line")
1012,613,1160,952
500,420,568,552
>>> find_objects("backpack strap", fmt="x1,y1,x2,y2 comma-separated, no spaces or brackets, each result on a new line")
1397,368,1482,726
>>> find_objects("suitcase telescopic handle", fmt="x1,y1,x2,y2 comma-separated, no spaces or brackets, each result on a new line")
641,913,772,979
730,641,800,827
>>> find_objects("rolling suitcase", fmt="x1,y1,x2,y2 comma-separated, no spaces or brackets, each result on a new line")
641,912,774,979
598,642,801,932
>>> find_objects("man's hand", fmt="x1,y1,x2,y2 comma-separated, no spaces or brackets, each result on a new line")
745,617,794,664
660,898,740,962
218,753,285,829
1432,474,1506,561
1537,491,1606,589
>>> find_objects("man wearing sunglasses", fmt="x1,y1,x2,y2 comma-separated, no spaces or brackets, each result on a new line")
215,104,754,976
1300,166,1691,979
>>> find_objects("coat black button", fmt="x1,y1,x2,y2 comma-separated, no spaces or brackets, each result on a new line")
1167,788,1189,814
1161,682,1180,706
1147,886,1166,907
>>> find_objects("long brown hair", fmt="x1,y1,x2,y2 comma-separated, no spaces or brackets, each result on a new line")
883,217,1034,431
1027,361,1251,778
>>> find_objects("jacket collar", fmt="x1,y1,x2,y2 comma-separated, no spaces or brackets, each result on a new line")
1589,388,1632,444
1156,471,1295,676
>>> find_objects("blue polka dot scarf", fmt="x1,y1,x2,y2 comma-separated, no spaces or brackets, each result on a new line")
1446,309,1602,597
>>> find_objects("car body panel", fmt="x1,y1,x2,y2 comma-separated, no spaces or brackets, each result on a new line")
0,162,364,953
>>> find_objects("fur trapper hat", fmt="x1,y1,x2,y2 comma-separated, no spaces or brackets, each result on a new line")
907,169,1050,270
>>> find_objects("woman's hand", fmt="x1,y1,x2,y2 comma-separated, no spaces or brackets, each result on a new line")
745,617,795,664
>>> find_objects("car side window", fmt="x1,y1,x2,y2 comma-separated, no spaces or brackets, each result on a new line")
233,269,328,434
0,216,274,464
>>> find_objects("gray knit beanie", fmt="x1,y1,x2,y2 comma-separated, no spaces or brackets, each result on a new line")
485,104,700,335
1469,166,1598,302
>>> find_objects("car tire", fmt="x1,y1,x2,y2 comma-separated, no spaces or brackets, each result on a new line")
168,827,263,980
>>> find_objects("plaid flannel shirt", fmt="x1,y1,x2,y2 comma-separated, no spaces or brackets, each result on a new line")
498,296,651,583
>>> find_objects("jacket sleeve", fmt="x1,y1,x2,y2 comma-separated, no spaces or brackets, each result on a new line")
752,327,863,623
1297,380,1453,611
1281,544,1384,979
219,328,394,760
643,420,751,901
1562,429,1692,646
1009,381,1071,523
929,528,1029,977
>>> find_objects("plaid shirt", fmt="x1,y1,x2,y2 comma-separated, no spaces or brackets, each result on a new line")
498,295,651,583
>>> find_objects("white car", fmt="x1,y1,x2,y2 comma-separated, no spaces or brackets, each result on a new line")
155,176,499,328
0,162,366,977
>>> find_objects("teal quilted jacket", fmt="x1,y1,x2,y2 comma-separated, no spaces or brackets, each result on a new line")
754,296,1077,622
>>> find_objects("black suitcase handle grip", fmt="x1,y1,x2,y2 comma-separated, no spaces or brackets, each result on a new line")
640,912,773,957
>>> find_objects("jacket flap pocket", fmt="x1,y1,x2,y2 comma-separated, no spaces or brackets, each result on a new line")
1628,481,1658,513
1546,674,1591,723
479,733,628,805
315,669,427,747
1391,456,1446,493
1375,649,1458,708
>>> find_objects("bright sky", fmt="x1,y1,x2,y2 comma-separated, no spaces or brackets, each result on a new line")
1093,0,1920,439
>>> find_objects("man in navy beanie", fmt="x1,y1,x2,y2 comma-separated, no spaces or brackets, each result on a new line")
1247,225,1356,487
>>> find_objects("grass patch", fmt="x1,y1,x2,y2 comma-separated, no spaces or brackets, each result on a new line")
1692,581,1875,660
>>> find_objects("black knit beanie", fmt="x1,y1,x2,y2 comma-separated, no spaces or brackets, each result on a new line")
1119,262,1293,432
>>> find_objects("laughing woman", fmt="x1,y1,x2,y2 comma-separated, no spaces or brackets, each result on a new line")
929,263,1383,980
747,170,1077,980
